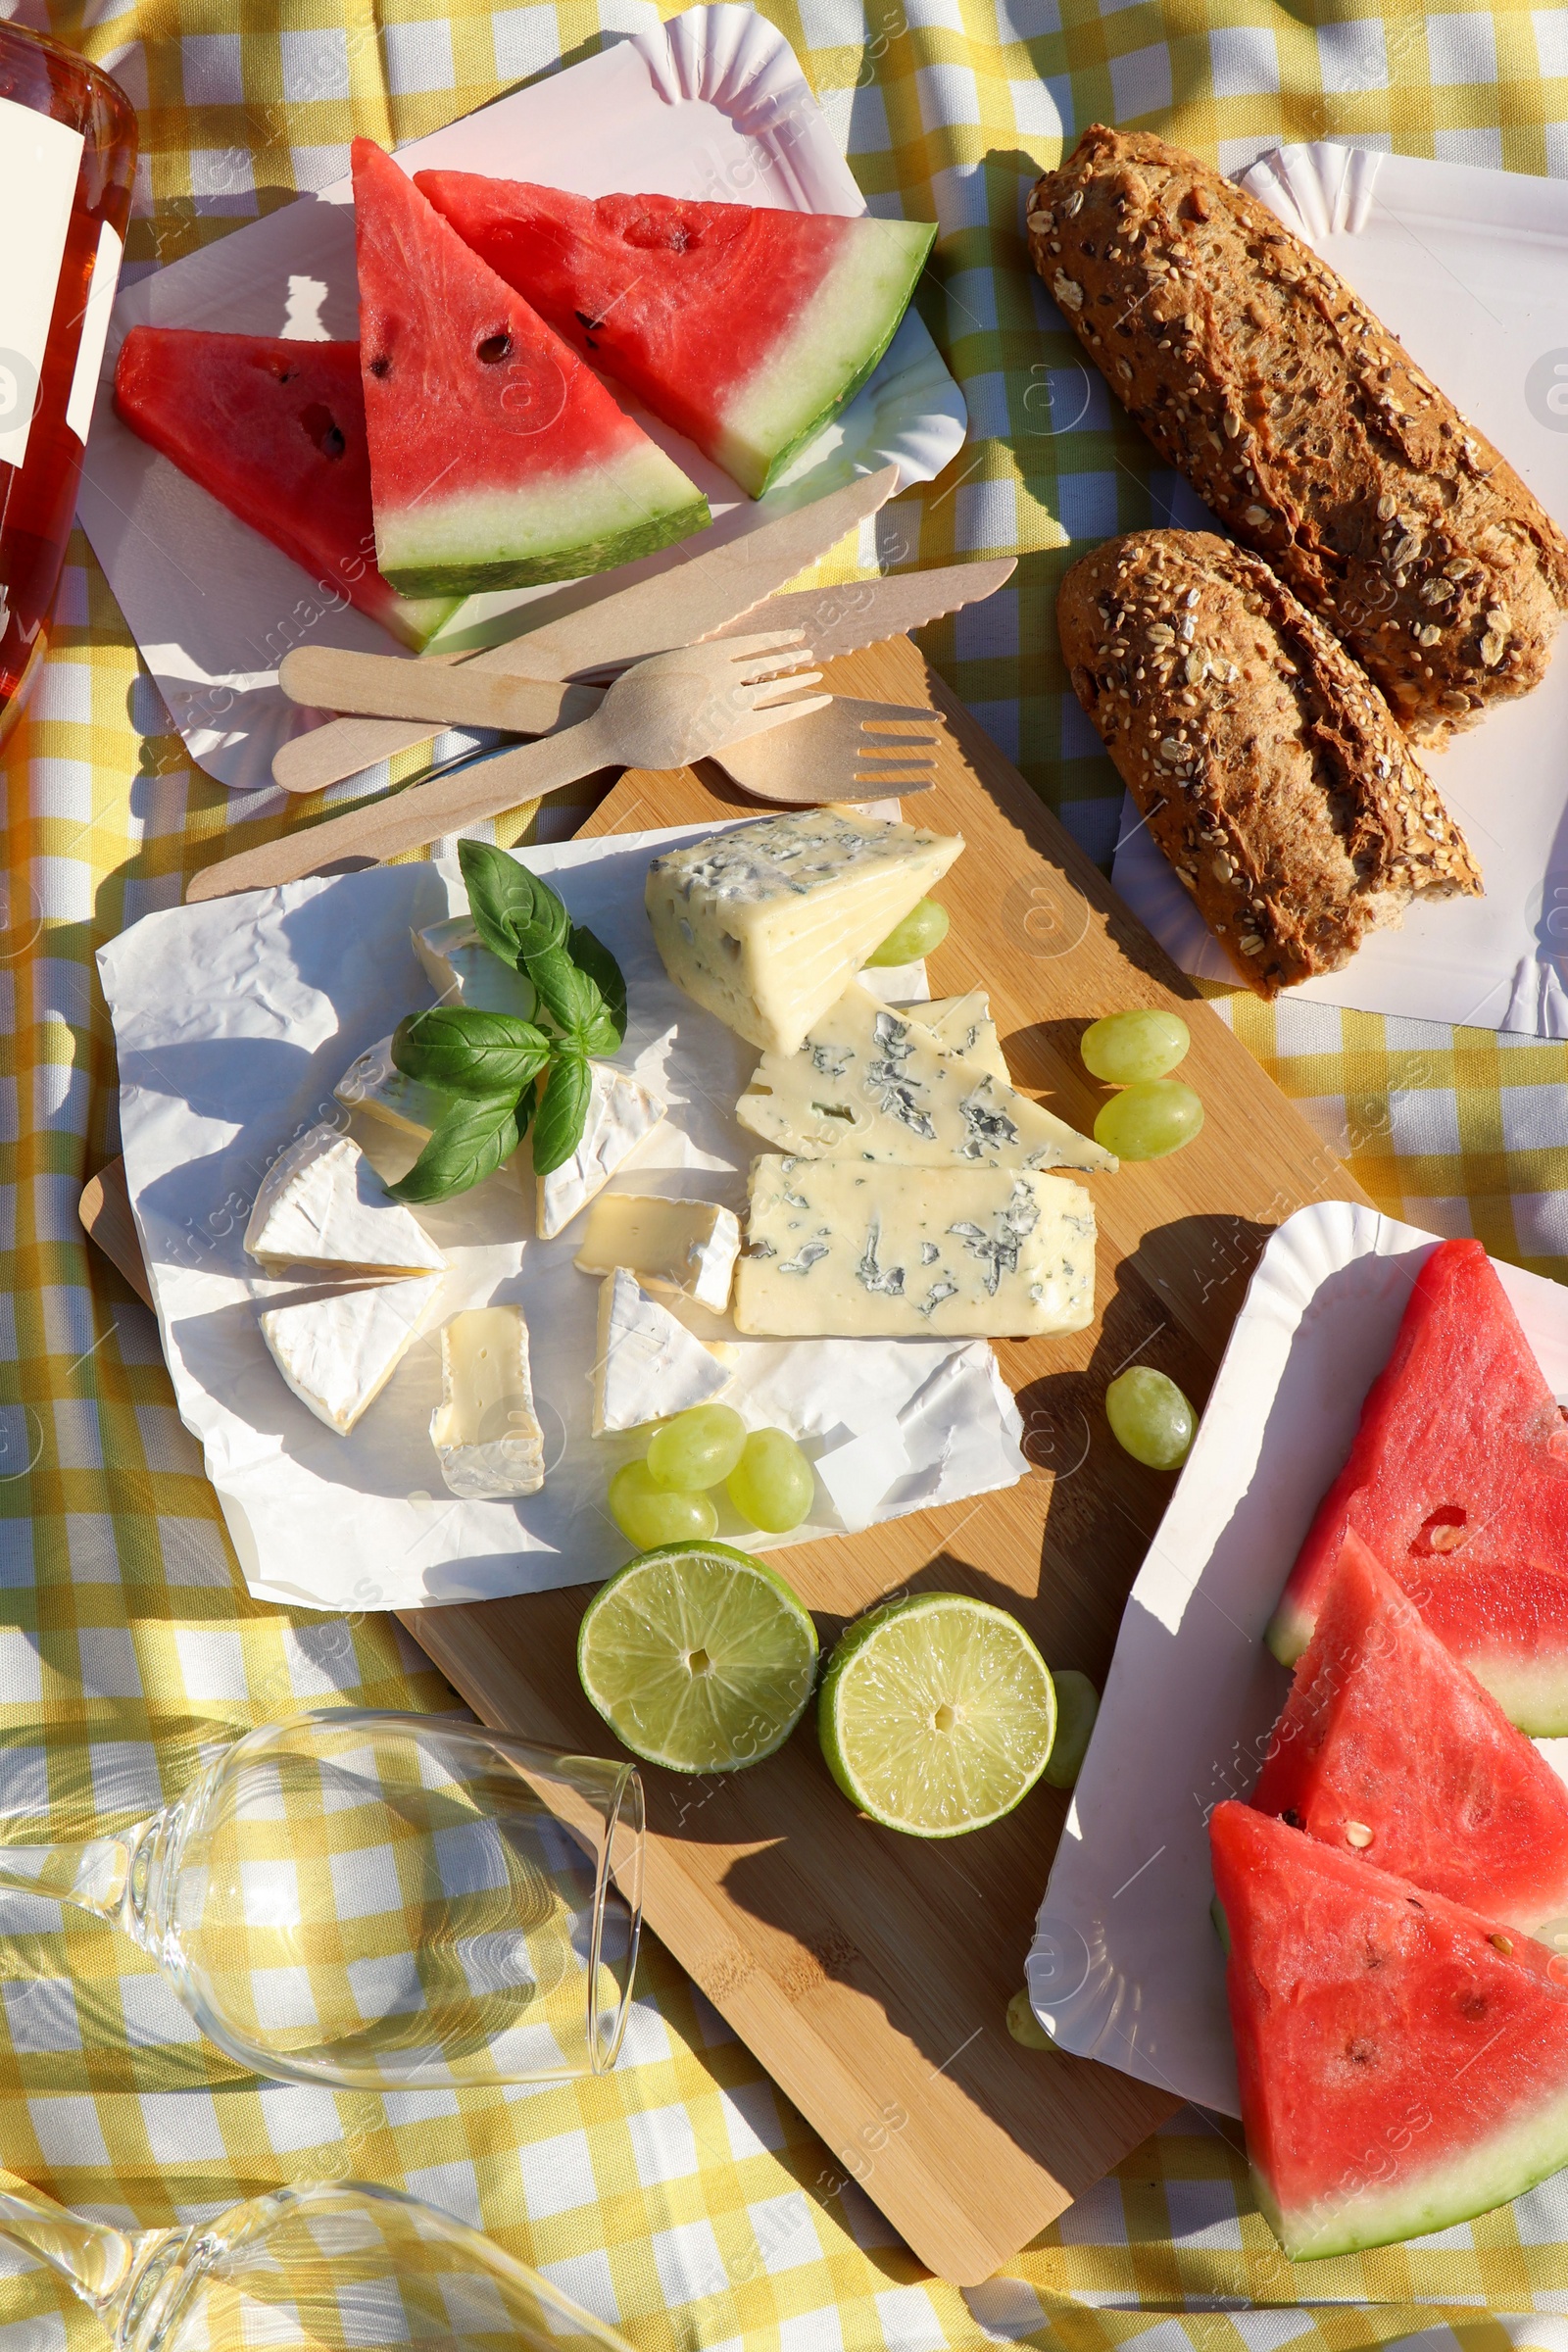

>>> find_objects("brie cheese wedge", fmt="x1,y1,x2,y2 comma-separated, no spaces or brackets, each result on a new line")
413,917,538,1019
334,1036,446,1142
430,1305,545,1499
592,1268,734,1436
258,1272,445,1435
572,1194,741,1312
245,1124,447,1278
735,982,1113,1173
536,1065,666,1240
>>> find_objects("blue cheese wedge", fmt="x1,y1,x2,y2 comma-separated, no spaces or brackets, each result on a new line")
413,916,538,1018
334,1035,447,1142
906,992,1008,1085
735,1156,1096,1339
735,982,1113,1173
258,1271,446,1435
646,808,963,1054
592,1268,734,1435
572,1194,741,1312
430,1305,545,1499
535,1065,666,1240
244,1124,447,1278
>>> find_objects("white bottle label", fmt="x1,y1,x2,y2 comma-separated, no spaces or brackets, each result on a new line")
65,220,123,449
0,94,83,473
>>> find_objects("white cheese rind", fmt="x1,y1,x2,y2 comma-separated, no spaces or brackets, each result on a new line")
535,1065,666,1240
413,917,538,1019
735,982,1114,1173
334,1036,447,1141
244,1123,447,1278
572,1194,741,1312
258,1272,446,1435
646,808,963,1054
735,1156,1096,1339
903,992,1008,1085
430,1304,545,1499
592,1268,733,1435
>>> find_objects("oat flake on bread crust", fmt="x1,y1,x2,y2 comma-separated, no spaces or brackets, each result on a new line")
1056,529,1483,998
1029,126,1568,748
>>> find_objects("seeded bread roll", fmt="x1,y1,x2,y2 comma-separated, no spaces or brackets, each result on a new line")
1058,530,1482,997
1029,126,1568,748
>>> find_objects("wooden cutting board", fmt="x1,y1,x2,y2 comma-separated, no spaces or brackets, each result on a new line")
81,632,1371,2284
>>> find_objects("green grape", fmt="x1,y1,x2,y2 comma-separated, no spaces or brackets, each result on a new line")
609,1461,718,1548
646,1402,747,1493
727,1428,814,1534
1093,1078,1203,1161
1105,1366,1197,1470
864,898,950,967
1081,1008,1190,1085
1043,1668,1101,1788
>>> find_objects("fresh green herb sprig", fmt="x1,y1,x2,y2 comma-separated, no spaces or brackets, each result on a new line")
386,841,627,1203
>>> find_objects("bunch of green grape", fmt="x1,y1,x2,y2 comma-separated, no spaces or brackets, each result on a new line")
1081,1008,1203,1161
609,1405,815,1548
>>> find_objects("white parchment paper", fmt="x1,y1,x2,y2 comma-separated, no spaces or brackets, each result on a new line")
97,823,1028,1616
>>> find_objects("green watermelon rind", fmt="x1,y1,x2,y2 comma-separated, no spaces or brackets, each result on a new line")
377,464,710,598
719,219,938,500
1259,2085,1568,2261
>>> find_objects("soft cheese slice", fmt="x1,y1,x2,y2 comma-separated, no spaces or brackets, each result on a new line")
413,916,538,1017
735,982,1114,1173
334,1035,446,1141
592,1268,733,1436
535,1065,666,1240
430,1304,545,1499
735,1156,1096,1339
573,1194,741,1312
646,808,963,1054
245,1124,447,1277
906,992,1008,1085
259,1271,446,1435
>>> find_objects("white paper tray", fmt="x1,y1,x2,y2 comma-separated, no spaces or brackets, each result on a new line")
95,827,1027,1618
76,4,965,792
1110,144,1568,1038
1028,1199,1568,2117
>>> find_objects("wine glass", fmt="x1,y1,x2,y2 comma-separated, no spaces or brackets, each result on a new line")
0,1710,642,2087
0,2169,634,2352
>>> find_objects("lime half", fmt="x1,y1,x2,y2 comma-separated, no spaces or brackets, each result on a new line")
818,1592,1056,1837
577,1541,818,1774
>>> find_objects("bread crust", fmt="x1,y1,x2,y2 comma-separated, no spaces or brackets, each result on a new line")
1057,529,1483,997
1029,127,1568,747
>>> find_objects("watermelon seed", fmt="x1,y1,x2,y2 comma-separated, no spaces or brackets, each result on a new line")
1345,1821,1373,1847
476,333,513,366
1491,1934,1513,1953
368,356,391,379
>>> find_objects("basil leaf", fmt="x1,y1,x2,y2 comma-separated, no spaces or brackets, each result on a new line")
531,1046,594,1176
387,1093,521,1204
526,949,621,1058
392,1007,551,1099
458,838,570,967
567,922,627,1048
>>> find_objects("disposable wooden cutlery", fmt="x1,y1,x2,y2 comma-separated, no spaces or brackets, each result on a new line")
188,634,825,904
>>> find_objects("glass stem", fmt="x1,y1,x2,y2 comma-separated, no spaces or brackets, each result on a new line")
0,1813,164,1936
0,2169,181,2323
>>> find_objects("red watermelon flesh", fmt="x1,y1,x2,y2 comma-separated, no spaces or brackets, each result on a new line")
1251,1530,1568,1935
112,326,457,651
414,174,936,499
1266,1239,1568,1733
1210,1800,1568,2258
352,141,709,596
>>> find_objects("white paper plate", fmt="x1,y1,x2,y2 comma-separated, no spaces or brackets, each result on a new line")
76,3,966,792
1028,1199,1568,2117
1110,143,1568,1039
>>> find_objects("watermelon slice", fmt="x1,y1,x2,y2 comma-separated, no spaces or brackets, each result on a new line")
112,326,457,651
351,141,709,596
414,175,937,500
1266,1239,1568,1733
1251,1530,1568,1934
1210,1800,1568,2259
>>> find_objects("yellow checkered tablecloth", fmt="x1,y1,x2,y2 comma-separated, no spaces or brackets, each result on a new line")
2,0,1568,2344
